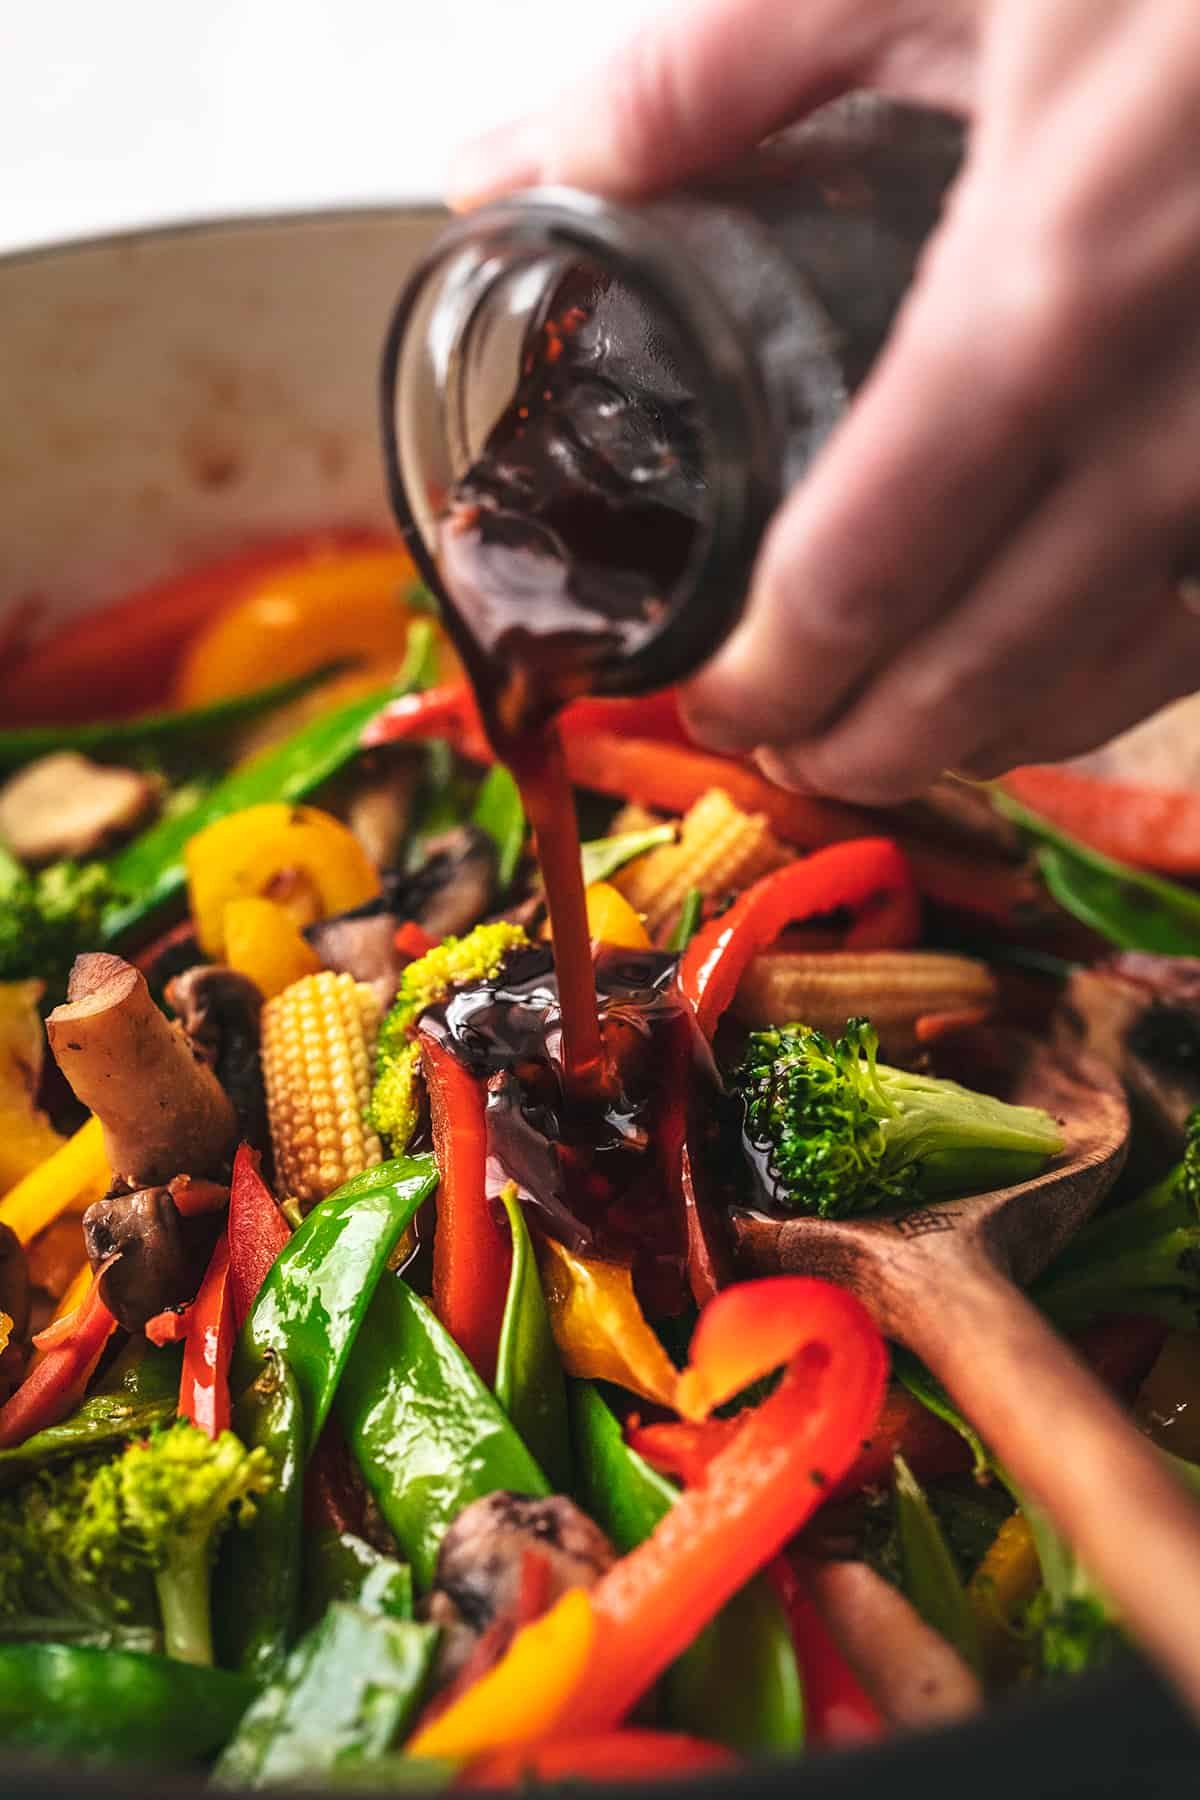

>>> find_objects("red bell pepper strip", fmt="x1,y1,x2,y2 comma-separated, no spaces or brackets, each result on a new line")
677,838,921,1038
227,1143,291,1331
145,1305,194,1347
363,683,493,762
568,1277,888,1732
423,1033,511,1384
1001,766,1200,877
2,530,386,725
166,1176,230,1220
179,1232,235,1440
770,1558,883,1747
395,920,438,962
460,1730,737,1787
0,1268,117,1448
627,1416,741,1487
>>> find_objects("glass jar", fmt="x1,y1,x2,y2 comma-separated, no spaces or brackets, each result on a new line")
380,96,963,717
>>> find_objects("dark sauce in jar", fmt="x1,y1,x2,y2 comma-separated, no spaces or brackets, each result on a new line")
435,270,708,1092
421,946,702,1311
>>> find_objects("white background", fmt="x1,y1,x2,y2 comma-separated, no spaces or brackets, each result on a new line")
0,0,655,253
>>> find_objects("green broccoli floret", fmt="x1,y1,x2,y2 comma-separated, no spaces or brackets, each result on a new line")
73,1419,272,1666
0,1455,155,1640
368,920,529,1147
0,845,124,988
1033,1106,1200,1327
731,1017,1065,1219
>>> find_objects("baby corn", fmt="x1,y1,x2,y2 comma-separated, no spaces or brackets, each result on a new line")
614,788,787,939
261,970,383,1209
733,950,997,1061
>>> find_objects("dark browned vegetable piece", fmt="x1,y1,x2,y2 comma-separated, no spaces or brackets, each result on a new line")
304,915,406,1013
426,1491,615,1682
82,1185,223,1331
0,1225,31,1343
166,966,267,1149
47,953,237,1186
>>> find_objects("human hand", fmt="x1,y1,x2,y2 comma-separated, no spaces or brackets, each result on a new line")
452,0,1200,804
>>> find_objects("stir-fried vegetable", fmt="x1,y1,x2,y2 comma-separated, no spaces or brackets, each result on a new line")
9,531,1200,1781
731,1018,1064,1218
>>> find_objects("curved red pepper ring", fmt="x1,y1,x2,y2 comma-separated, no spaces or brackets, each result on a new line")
179,1232,235,1440
571,1276,887,1734
460,1729,736,1787
676,837,920,1039
0,1267,117,1449
424,1032,511,1385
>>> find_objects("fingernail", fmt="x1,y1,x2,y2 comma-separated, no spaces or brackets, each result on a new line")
447,119,545,211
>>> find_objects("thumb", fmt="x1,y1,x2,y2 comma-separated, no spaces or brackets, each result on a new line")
448,0,977,209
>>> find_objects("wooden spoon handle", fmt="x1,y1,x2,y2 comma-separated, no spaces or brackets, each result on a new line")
900,1250,1200,1714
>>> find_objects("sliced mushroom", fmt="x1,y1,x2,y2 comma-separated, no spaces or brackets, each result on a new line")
305,825,499,1010
426,1491,615,1683
0,752,157,864
805,1557,983,1728
83,1184,223,1331
304,914,406,1014
346,763,420,871
166,965,267,1148
47,954,237,1187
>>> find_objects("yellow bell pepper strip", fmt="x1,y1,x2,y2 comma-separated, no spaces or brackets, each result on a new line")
537,1236,678,1408
407,1587,595,1762
185,802,380,959
585,883,652,951
0,980,63,1196
222,896,321,999
421,1277,888,1750
967,1509,1043,1679
0,1115,109,1245
173,541,441,704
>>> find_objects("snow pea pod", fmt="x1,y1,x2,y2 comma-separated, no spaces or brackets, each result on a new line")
103,621,437,943
472,765,526,894
994,790,1200,955
0,1343,181,1491
493,1186,572,1492
569,1381,804,1754
303,1531,414,1629
220,1353,305,1685
336,1275,549,1590
0,665,334,775
0,1643,253,1764
214,1604,438,1790
237,1155,437,1455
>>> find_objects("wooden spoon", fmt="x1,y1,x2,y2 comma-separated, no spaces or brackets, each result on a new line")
733,1029,1200,1715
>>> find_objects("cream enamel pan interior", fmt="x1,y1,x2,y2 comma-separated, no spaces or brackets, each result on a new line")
0,209,440,666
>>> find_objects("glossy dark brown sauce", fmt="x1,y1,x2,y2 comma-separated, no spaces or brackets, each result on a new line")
423,946,698,1309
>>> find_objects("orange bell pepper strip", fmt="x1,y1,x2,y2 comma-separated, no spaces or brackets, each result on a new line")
0,1266,117,1448
173,541,432,704
2,530,387,726
423,1033,511,1385
460,1729,737,1786
1001,766,1200,877
418,1277,887,1754
677,838,920,1038
179,1232,235,1440
227,1143,292,1331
